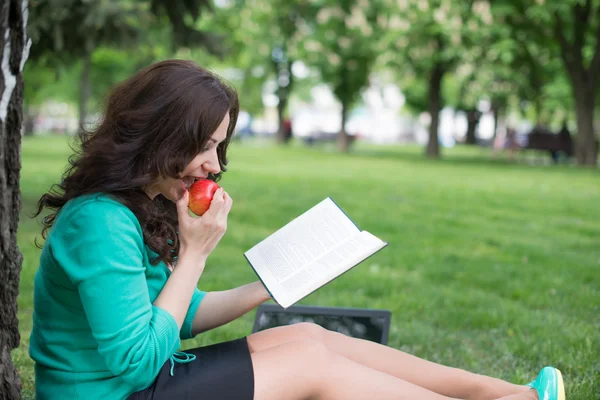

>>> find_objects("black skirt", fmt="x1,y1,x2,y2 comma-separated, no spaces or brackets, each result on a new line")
128,337,254,400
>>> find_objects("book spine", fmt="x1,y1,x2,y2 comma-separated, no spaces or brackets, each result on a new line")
328,197,361,231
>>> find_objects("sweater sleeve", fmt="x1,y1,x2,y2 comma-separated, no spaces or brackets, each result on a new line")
53,199,180,391
180,288,206,340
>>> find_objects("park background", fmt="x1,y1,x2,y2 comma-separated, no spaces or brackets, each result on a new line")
3,0,600,399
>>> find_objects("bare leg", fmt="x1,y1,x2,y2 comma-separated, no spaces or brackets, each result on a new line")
248,323,531,400
250,338,539,400
252,338,458,400
497,393,538,400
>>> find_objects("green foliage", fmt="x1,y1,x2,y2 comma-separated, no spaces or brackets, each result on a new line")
149,0,221,55
488,2,564,110
26,0,220,118
492,0,600,165
28,0,219,59
187,1,267,115
399,71,428,114
382,1,470,112
22,60,77,106
28,0,147,60
89,48,141,110
205,0,314,116
22,0,600,145
300,0,388,111
13,136,600,399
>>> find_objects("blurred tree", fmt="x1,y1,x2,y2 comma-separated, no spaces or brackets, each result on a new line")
22,26,172,134
89,47,143,111
21,59,70,134
445,14,565,144
28,0,221,135
492,7,571,128
149,0,223,56
187,3,266,123
493,0,600,166
302,0,388,152
445,66,483,145
0,0,30,398
215,0,311,144
28,0,146,133
386,0,489,158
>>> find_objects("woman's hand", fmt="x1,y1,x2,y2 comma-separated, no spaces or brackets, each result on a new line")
176,187,232,262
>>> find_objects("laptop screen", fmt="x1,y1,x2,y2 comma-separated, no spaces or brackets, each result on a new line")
252,304,391,345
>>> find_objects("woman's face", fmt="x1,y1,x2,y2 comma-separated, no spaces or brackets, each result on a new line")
145,112,230,202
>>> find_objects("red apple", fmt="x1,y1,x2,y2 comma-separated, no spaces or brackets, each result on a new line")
188,179,220,216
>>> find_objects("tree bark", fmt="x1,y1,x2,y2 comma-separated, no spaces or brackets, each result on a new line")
275,59,293,145
336,64,351,153
338,100,350,152
276,95,287,144
0,0,30,399
465,110,480,145
572,79,598,165
78,49,92,134
491,103,504,141
22,104,35,136
425,63,444,158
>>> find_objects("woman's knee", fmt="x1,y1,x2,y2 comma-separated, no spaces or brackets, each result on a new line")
252,339,337,399
247,322,331,354
288,322,329,343
295,338,331,360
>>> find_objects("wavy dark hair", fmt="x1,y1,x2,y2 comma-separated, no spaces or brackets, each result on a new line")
34,59,239,265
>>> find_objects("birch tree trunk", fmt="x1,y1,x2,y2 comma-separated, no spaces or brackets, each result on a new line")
0,0,30,398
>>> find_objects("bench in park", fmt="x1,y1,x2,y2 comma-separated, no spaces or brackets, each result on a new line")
514,125,598,163
301,132,358,146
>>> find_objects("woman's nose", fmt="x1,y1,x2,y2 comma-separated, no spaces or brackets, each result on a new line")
203,149,221,174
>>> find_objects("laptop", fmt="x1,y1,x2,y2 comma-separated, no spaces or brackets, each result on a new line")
252,304,392,345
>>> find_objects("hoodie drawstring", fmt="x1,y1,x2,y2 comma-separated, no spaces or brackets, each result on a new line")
169,351,196,376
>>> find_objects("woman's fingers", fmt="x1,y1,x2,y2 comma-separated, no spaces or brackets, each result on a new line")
176,190,190,221
204,188,225,218
217,191,233,219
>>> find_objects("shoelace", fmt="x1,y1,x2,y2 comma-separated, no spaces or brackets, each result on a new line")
169,351,197,376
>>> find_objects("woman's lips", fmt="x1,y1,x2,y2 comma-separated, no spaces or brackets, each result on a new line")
182,176,195,189
182,176,208,190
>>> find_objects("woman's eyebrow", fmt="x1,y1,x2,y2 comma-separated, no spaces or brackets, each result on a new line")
208,138,218,144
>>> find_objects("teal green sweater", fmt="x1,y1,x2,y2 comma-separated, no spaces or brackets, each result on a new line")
29,194,206,400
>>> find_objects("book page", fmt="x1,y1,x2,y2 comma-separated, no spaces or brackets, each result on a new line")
275,231,386,308
245,198,360,290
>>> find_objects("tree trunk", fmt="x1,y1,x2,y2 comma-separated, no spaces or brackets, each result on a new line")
78,50,92,134
274,56,294,145
425,63,444,158
572,79,598,166
465,110,479,145
23,104,34,136
276,96,287,144
0,1,30,399
338,100,350,152
491,104,502,140
553,5,599,166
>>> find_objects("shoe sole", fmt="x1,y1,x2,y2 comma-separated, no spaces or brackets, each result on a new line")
555,368,566,400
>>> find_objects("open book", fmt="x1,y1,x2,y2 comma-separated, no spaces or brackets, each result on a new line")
244,197,388,308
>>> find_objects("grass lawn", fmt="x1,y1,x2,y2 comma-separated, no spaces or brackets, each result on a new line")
12,135,600,399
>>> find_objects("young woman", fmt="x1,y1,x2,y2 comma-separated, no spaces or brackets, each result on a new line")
30,60,565,400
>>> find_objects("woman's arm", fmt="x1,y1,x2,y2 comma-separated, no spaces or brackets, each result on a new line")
153,250,206,330
191,280,271,335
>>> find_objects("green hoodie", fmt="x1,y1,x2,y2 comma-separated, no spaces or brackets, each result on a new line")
29,194,205,399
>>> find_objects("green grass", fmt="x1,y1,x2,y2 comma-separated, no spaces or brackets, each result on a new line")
12,135,600,399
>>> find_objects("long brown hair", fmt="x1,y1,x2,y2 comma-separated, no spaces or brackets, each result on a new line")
34,59,239,265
